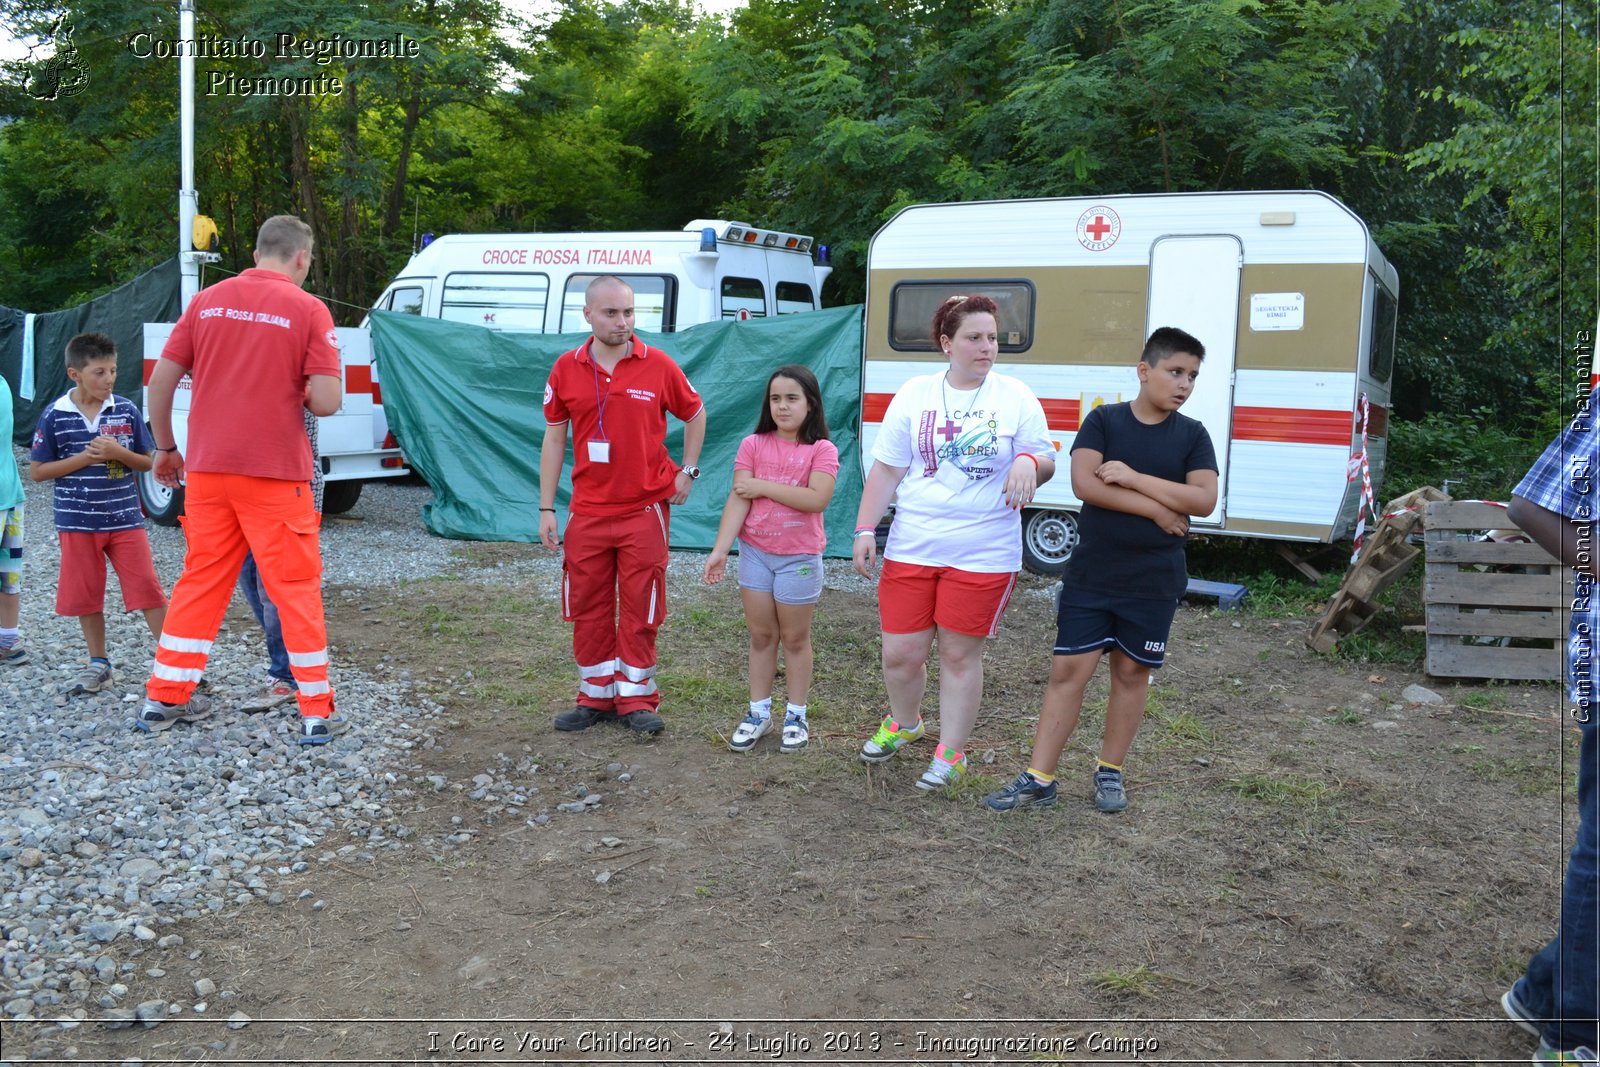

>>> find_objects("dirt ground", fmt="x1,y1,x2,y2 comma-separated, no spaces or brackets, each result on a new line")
7,540,1581,1066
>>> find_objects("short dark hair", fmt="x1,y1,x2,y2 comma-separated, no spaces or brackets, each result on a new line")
65,332,116,371
256,215,313,260
1142,326,1205,366
754,364,830,444
931,294,1000,346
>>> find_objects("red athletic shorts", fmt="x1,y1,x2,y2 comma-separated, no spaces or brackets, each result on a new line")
878,560,1018,637
56,529,166,617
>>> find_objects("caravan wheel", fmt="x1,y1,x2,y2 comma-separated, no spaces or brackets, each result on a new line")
137,469,184,527
1022,509,1078,576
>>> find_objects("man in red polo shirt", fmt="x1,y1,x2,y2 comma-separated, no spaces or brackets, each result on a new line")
139,215,345,746
539,275,707,736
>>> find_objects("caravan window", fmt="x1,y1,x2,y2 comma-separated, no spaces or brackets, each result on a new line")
1369,282,1397,384
442,272,550,331
561,274,676,334
385,286,425,316
721,277,766,319
889,282,1035,351
776,281,815,315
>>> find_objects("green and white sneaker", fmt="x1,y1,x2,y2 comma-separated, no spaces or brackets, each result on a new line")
859,714,924,763
915,754,967,791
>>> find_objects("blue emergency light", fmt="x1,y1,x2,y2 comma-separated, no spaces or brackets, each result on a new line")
699,227,717,252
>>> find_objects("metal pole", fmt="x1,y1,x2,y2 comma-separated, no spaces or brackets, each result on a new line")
178,0,198,311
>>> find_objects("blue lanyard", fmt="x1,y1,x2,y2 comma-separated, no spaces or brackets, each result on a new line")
587,340,612,443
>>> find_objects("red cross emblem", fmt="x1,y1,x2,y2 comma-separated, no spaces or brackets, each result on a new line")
1076,205,1121,251
483,312,496,324
938,418,961,442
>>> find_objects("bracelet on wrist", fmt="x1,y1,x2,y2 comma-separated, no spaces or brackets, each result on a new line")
539,507,556,513
154,446,177,453
854,529,876,539
1018,452,1039,470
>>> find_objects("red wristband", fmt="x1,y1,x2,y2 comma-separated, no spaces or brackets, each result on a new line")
1018,453,1039,470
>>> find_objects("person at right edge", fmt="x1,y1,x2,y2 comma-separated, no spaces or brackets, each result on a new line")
1499,397,1599,1065
138,215,346,746
984,327,1217,815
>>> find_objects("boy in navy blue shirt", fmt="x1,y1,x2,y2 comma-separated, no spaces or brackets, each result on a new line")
985,327,1218,814
31,333,169,700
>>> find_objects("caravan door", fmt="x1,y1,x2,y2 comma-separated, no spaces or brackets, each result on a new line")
1146,235,1240,528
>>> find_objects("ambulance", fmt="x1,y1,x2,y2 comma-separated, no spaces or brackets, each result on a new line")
365,219,833,332
862,190,1400,574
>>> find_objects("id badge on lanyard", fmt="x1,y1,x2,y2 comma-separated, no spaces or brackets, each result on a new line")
587,440,611,463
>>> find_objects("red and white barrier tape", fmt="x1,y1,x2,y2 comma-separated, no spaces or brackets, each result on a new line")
1348,394,1375,564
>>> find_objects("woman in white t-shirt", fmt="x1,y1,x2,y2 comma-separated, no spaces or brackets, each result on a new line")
851,294,1055,792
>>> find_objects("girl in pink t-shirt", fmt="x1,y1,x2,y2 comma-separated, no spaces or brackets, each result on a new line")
704,365,839,753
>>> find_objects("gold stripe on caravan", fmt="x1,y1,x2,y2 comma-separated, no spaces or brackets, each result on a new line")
865,262,1366,372
865,265,1147,366
1235,264,1364,371
1222,518,1333,540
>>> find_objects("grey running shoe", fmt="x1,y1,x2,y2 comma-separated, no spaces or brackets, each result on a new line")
64,660,113,698
297,714,350,747
0,646,28,667
134,693,213,733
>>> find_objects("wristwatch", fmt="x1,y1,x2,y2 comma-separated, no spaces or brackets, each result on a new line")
680,464,700,480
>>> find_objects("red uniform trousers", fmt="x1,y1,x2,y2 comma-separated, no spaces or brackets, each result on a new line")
146,472,334,717
562,503,669,713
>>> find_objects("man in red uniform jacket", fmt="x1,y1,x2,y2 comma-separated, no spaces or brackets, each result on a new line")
539,275,707,736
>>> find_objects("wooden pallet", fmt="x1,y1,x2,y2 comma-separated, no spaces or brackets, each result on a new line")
1307,486,1448,653
1423,500,1570,680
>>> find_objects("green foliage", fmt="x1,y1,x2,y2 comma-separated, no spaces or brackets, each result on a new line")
0,0,1584,456
1386,410,1540,502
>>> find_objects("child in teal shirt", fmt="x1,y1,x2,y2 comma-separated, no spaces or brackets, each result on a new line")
0,373,26,665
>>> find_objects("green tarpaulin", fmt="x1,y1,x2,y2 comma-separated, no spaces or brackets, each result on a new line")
369,305,866,556
2,258,182,445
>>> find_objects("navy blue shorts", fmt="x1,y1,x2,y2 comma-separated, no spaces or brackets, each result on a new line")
1054,583,1179,667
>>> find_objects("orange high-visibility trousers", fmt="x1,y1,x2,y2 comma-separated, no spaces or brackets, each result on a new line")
146,472,333,717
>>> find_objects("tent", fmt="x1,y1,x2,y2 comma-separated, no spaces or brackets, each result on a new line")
369,305,866,557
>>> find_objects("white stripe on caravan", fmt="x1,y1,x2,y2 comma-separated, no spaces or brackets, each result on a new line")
987,573,1018,637
288,649,329,668
158,634,214,655
152,663,204,683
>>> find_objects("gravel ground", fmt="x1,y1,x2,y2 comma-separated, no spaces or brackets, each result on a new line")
0,453,469,1031
0,447,885,1033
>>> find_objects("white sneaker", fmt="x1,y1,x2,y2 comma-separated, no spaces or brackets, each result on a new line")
915,754,968,791
780,714,809,753
728,712,771,752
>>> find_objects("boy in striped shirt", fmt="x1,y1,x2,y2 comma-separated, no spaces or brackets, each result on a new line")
30,333,167,700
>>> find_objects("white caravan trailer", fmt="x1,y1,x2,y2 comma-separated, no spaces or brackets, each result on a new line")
862,191,1399,574
366,220,833,332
